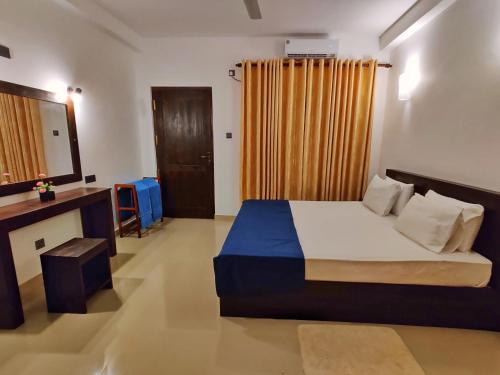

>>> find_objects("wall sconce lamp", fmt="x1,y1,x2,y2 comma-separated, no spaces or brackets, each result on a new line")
398,73,411,101
67,87,83,103
398,55,420,101
48,81,83,103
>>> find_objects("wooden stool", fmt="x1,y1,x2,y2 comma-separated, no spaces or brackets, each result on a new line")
40,238,113,314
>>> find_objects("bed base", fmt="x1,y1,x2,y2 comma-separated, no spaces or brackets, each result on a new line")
220,281,500,332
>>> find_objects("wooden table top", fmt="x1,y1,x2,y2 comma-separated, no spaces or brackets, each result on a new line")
0,187,111,230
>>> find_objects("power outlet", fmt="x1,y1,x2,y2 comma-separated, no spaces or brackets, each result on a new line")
228,69,235,77
85,174,96,183
0,44,10,59
35,238,45,250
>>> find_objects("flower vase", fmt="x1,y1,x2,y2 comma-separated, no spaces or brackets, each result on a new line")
39,190,56,202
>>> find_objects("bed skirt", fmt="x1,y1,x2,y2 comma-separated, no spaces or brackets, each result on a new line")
220,280,500,332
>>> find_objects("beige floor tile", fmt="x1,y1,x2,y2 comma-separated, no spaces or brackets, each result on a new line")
0,218,499,374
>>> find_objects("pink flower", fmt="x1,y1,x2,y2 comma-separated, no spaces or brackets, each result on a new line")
2,172,9,176
39,188,47,193
33,187,37,190
36,181,43,187
39,173,47,178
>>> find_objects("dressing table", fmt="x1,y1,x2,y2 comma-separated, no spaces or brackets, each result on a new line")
0,80,115,329
0,188,116,328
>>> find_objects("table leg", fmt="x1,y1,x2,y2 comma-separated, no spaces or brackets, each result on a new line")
0,230,24,329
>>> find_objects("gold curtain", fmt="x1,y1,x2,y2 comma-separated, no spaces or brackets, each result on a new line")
241,58,377,201
0,93,47,183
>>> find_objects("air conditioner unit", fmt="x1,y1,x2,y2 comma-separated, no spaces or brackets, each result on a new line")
285,39,339,58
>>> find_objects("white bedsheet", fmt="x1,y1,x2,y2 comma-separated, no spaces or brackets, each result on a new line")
289,201,492,287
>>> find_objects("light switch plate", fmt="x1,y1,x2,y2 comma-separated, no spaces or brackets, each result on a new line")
35,238,45,250
85,174,96,183
0,45,10,59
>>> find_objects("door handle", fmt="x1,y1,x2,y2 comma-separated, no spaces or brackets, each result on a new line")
200,154,212,164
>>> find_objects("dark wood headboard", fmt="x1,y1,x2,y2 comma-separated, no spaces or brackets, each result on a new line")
387,169,500,289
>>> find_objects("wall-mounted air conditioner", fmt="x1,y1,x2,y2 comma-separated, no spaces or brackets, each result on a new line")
285,39,339,58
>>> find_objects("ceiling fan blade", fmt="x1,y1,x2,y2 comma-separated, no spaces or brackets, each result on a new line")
243,0,262,19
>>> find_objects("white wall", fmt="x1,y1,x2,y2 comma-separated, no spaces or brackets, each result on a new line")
136,36,389,215
379,0,500,192
0,0,142,283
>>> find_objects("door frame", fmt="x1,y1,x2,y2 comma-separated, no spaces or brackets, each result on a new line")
151,86,215,218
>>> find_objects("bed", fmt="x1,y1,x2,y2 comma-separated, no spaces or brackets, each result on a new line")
213,169,500,331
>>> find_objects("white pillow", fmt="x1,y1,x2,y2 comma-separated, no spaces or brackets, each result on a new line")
425,190,484,252
442,219,465,253
385,176,414,216
362,175,401,216
394,194,462,253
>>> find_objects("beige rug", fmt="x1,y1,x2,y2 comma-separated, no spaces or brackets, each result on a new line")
298,325,425,375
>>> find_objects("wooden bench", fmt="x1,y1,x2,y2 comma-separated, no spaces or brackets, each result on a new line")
40,238,113,314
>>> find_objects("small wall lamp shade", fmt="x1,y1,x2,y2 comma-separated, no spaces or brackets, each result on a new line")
67,87,83,102
398,73,410,101
398,55,421,101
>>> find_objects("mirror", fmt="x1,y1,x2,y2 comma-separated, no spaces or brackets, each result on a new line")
0,80,82,197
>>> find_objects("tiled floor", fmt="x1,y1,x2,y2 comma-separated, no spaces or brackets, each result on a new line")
1,218,500,374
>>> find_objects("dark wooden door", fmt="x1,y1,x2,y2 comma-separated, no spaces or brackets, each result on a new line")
152,87,214,218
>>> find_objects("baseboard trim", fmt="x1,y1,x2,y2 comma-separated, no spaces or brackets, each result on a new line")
114,216,232,236
215,215,236,221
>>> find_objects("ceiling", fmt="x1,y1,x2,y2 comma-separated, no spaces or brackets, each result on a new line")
92,0,417,38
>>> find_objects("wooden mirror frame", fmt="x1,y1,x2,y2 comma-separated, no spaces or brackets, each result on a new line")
0,80,82,197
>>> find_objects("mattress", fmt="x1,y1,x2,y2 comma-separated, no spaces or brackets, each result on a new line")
290,201,492,287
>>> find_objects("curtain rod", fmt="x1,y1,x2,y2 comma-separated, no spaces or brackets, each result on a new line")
235,61,392,68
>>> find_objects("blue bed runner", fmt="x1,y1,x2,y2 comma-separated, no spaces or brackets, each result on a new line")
213,200,304,297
